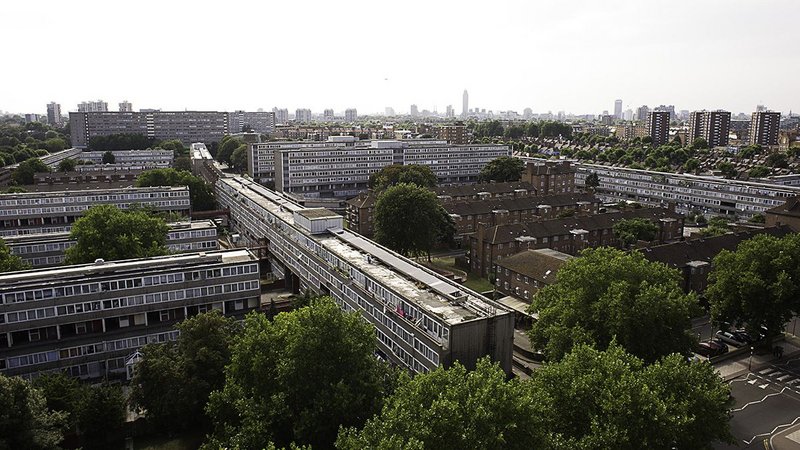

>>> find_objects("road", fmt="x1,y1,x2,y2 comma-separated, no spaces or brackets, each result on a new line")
716,356,800,449
692,316,800,342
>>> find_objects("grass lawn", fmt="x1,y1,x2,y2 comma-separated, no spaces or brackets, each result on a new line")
428,257,495,294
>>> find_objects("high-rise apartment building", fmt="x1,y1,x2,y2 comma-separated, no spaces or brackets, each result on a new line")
273,108,289,125
344,108,357,122
749,111,781,146
614,99,623,119
119,101,133,112
46,102,62,126
688,110,731,147
295,108,312,123
636,105,650,122
228,111,277,134
77,100,108,112
462,90,469,118
654,105,676,121
410,105,419,117
646,111,670,146
323,109,335,121
446,105,454,118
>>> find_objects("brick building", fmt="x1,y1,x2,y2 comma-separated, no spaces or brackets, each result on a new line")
494,248,572,303
765,196,800,232
520,160,576,195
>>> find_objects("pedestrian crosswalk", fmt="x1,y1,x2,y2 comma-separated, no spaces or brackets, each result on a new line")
750,365,800,392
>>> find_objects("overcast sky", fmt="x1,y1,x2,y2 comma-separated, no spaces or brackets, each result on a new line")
2,0,798,116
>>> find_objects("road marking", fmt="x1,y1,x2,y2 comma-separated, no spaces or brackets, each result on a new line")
746,415,800,445
760,384,770,389
732,387,789,412
778,374,794,382
760,368,777,375
749,379,759,385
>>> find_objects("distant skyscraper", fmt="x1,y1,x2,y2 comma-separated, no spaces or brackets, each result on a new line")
654,105,676,121
119,100,133,112
77,100,108,112
445,105,454,118
688,110,731,147
462,90,469,118
756,104,767,112
635,105,649,122
749,111,781,146
345,108,357,122
295,108,312,123
385,107,395,116
323,109,335,121
523,108,533,120
646,111,670,146
623,109,633,121
614,99,623,119
46,102,62,126
273,107,289,125
410,104,419,117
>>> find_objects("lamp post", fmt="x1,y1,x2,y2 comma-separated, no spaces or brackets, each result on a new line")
748,346,754,371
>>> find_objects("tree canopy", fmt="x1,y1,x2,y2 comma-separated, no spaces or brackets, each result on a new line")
0,237,29,273
205,298,389,449
216,136,246,166
88,133,156,151
368,164,437,191
131,310,241,432
612,217,659,247
230,145,248,173
101,151,115,164
707,233,800,339
56,157,78,173
529,343,734,449
12,157,50,185
529,247,699,363
65,204,169,264
136,168,216,211
337,358,548,450
584,172,600,189
0,373,66,450
374,183,449,257
478,156,525,183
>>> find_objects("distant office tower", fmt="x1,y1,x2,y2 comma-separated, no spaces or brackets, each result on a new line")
295,108,312,123
24,114,41,123
273,108,289,125
345,108,357,122
614,99,623,119
635,105,649,122
523,108,533,120
77,100,108,112
385,107,395,116
749,111,781,146
119,100,133,112
46,102,62,126
688,110,731,147
679,110,690,121
623,109,633,121
323,109,335,121
462,90,469,118
445,105,454,118
410,104,419,117
646,111,670,146
756,104,767,112
228,110,277,133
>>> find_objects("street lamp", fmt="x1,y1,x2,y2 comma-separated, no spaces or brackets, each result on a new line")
748,346,754,371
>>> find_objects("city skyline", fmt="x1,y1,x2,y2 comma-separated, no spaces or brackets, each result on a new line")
1,0,799,115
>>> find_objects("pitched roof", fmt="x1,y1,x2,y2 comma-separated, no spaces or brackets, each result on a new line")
766,196,800,218
434,181,536,198
481,208,684,245
446,193,599,217
496,248,572,282
638,225,793,268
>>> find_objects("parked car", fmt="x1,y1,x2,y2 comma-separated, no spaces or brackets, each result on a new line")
697,340,728,358
715,330,747,348
732,329,763,345
709,339,729,353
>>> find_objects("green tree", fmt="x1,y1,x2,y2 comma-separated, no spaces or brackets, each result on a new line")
478,156,525,183
0,237,29,273
205,298,388,449
766,151,789,168
173,156,192,172
691,137,709,149
136,168,216,211
89,133,155,150
374,183,444,257
33,372,85,429
748,165,770,178
529,343,734,449
217,136,245,165
503,124,525,139
131,310,241,431
525,121,540,137
717,161,736,179
529,247,698,363
102,151,115,164
584,172,600,189
12,157,50,185
56,157,78,173
43,138,67,153
337,358,548,450
0,373,66,450
613,217,659,247
368,164,437,191
231,145,248,173
65,204,169,264
77,384,126,450
707,233,800,341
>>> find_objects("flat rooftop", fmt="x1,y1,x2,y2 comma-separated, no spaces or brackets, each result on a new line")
0,249,255,287
296,208,340,220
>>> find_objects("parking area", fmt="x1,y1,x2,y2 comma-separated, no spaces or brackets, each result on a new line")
717,356,800,449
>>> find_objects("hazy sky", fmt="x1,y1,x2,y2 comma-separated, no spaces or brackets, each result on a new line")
2,0,798,116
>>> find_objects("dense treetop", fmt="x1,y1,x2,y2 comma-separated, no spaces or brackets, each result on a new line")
136,168,216,211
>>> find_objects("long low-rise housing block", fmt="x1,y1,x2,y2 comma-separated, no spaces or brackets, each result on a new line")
0,249,261,380
216,175,514,374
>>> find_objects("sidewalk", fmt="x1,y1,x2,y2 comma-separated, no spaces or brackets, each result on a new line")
715,334,800,381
